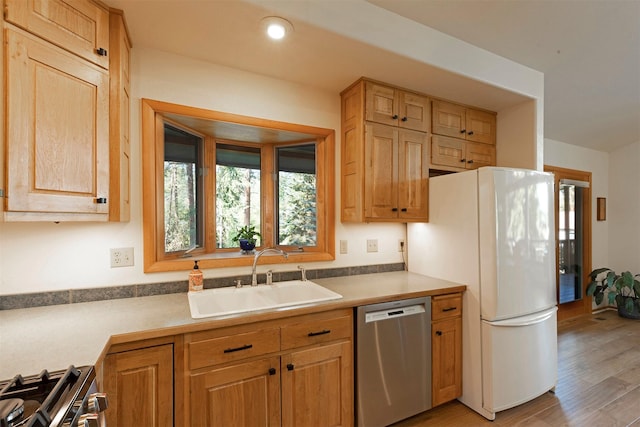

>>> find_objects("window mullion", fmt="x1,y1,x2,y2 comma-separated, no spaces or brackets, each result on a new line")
204,137,216,253
261,144,276,248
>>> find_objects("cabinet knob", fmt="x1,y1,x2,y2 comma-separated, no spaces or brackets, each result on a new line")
460,129,466,134
467,131,474,136
401,116,408,122
436,331,443,336
460,159,466,163
391,208,398,212
287,363,295,371
467,160,474,164
268,368,276,375
95,197,107,204
392,114,398,120
96,47,108,57
401,208,407,212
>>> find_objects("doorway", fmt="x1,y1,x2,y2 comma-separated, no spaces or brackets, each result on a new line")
544,166,592,320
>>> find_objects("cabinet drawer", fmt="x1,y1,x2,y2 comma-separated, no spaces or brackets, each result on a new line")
281,315,351,350
432,294,462,321
189,328,280,370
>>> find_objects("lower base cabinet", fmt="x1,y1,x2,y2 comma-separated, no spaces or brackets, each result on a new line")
186,309,353,426
190,356,281,425
431,293,463,406
103,343,174,426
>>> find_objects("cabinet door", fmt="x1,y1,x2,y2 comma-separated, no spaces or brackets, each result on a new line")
365,82,398,127
190,357,281,427
103,344,174,427
465,108,496,144
398,91,430,132
432,100,465,138
432,317,462,406
4,0,110,69
5,29,109,218
431,135,466,169
281,341,353,427
465,142,496,170
364,123,398,220
398,130,428,220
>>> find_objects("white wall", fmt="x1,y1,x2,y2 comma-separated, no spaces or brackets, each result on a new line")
0,5,545,296
608,142,640,273
544,138,609,271
0,49,405,295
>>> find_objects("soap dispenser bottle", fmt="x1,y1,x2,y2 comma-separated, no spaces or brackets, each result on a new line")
189,260,203,292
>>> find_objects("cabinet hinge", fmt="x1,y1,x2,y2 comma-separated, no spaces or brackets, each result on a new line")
0,189,4,198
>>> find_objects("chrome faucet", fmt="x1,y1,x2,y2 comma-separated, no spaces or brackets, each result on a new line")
251,247,288,286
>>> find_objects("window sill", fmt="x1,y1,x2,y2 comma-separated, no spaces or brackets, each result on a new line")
144,250,335,273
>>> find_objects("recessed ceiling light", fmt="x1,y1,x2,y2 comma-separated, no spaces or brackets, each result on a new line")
261,16,294,40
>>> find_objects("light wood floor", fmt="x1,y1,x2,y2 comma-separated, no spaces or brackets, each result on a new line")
394,310,640,426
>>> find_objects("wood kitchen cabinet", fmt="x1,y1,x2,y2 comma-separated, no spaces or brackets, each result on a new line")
431,293,463,407
2,0,131,221
364,123,429,221
103,343,174,427
185,310,353,426
431,135,496,171
432,100,496,145
4,27,110,220
341,78,429,223
109,10,132,222
365,81,430,132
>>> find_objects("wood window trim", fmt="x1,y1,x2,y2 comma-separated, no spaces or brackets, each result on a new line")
141,99,336,273
544,165,592,320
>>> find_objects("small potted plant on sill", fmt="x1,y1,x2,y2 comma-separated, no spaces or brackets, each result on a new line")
586,268,640,320
232,225,261,254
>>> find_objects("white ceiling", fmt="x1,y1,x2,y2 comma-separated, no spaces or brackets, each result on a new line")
105,0,640,153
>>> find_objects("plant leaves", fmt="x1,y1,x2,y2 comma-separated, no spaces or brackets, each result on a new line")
625,297,635,313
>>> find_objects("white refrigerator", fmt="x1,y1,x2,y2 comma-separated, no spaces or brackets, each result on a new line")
408,167,557,420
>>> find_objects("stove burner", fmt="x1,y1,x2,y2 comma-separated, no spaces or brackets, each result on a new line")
0,398,24,426
0,366,105,427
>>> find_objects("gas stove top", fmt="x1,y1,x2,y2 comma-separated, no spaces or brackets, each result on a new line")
0,366,107,427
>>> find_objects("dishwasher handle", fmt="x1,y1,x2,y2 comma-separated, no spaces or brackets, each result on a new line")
364,303,426,323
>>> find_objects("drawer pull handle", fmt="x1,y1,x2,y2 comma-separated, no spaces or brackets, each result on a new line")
268,368,277,375
436,331,443,336
442,307,457,312
308,329,331,337
223,344,253,353
287,363,295,371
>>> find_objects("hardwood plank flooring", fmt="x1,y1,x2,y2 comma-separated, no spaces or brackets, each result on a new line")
393,310,640,427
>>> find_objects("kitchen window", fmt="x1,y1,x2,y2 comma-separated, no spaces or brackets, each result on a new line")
141,99,335,272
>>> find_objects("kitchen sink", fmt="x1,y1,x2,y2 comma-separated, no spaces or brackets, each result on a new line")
187,280,342,319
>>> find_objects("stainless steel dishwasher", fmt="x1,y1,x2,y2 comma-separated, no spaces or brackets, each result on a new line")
356,296,431,427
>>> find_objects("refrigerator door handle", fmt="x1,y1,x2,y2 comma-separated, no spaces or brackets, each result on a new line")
486,307,557,327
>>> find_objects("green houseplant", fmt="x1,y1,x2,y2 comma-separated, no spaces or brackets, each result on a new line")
232,225,261,253
586,268,640,319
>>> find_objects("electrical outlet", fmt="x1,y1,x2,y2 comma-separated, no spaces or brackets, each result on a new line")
366,239,378,253
398,239,405,252
110,247,134,268
339,240,348,254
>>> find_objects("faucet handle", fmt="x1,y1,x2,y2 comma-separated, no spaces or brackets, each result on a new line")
235,279,243,288
297,265,307,281
266,270,273,285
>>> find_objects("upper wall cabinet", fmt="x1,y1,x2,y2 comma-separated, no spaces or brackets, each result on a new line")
2,1,130,221
109,11,132,222
4,0,110,69
341,79,429,223
365,81,430,132
432,100,496,145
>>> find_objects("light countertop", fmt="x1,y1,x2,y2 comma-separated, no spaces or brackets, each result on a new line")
0,271,465,379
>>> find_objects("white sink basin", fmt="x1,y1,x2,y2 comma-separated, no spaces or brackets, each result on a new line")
188,280,342,319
